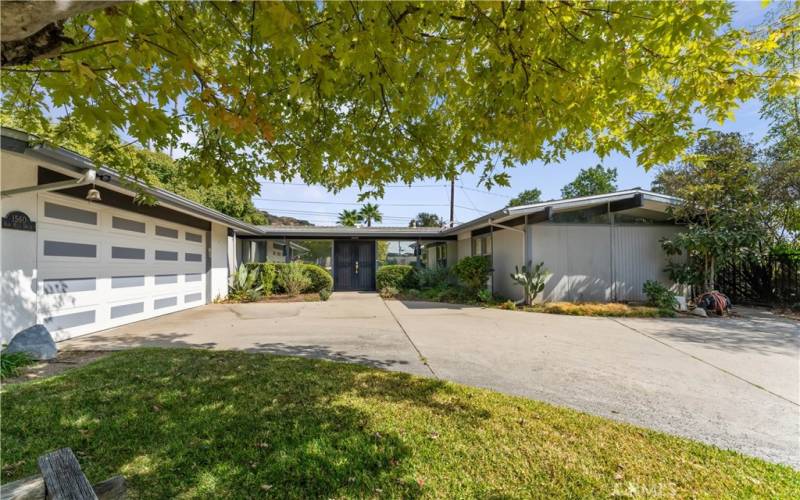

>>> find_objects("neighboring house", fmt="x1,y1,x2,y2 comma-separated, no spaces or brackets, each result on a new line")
1,127,682,344
1,127,261,343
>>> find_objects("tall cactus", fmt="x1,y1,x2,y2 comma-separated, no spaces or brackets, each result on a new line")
510,261,549,306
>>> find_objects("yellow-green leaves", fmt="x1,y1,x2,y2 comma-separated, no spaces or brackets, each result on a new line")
0,0,791,197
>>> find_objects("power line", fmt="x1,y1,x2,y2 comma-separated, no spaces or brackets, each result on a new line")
253,197,485,211
258,181,512,198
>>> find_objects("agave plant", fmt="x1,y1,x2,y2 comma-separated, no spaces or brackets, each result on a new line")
228,264,264,302
510,261,549,306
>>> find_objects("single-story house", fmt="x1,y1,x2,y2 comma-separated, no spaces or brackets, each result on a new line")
2,126,682,343
240,190,683,302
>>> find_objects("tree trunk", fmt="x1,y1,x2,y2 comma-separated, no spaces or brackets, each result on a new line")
1,1,122,66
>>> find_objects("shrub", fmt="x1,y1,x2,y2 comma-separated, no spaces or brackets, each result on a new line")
229,264,264,302
415,266,456,289
499,300,517,311
642,280,678,311
454,256,492,295
245,263,276,295
477,289,492,303
276,262,311,297
534,302,666,318
1,350,34,379
377,265,416,290
379,286,399,299
319,288,331,301
270,263,330,294
303,264,333,293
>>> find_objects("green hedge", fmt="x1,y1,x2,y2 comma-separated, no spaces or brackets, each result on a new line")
377,265,416,290
268,262,332,294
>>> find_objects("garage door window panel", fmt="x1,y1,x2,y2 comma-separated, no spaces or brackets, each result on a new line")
185,252,202,262
154,296,178,309
185,273,202,283
44,310,96,331
44,241,97,258
42,277,96,294
155,274,178,285
155,226,179,239
43,201,97,226
111,275,145,289
110,302,144,319
185,232,202,243
112,246,146,260
112,216,146,234
155,250,179,261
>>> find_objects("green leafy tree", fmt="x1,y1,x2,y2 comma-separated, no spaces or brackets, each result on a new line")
561,165,617,199
359,203,382,227
1,1,789,198
757,2,800,244
411,212,444,227
656,133,765,292
337,209,362,227
0,114,267,224
508,188,542,207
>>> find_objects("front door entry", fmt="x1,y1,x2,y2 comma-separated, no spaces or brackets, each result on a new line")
334,241,376,291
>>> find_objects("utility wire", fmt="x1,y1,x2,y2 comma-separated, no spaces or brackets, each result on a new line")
253,197,485,211
258,181,512,198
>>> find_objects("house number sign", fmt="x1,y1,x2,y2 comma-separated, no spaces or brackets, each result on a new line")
2,211,36,231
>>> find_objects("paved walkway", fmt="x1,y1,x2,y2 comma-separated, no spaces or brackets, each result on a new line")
63,292,800,467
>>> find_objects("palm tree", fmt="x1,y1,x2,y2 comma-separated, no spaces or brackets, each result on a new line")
338,209,362,227
359,203,382,227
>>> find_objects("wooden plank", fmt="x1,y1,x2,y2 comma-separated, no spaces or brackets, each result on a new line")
37,449,98,500
0,475,45,500
92,476,126,500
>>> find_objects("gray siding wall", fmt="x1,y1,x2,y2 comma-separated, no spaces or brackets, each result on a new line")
529,223,680,303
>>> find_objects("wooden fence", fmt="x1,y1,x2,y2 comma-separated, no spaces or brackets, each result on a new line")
715,255,799,306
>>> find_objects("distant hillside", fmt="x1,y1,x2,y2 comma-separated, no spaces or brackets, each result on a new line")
260,211,313,226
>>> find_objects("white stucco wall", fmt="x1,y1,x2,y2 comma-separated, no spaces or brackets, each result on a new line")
210,222,229,301
456,231,471,261
1,151,39,343
491,226,525,301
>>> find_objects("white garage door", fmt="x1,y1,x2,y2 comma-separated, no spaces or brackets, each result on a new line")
36,193,207,341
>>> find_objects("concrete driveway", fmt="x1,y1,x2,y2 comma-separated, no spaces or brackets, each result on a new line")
62,292,800,467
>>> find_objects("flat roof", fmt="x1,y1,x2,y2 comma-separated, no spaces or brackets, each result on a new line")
249,225,452,240
440,188,680,235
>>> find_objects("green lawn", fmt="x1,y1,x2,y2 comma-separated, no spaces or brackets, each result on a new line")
2,349,797,498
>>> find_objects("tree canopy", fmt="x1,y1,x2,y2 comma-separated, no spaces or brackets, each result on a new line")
411,212,444,227
508,188,542,207
2,1,793,198
560,164,617,198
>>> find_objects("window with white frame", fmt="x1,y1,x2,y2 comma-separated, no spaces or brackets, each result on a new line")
471,235,492,256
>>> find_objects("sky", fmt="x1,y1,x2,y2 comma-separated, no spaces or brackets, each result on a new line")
252,1,773,227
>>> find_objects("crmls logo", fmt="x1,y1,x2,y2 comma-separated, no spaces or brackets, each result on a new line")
610,481,678,498
2,210,36,231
